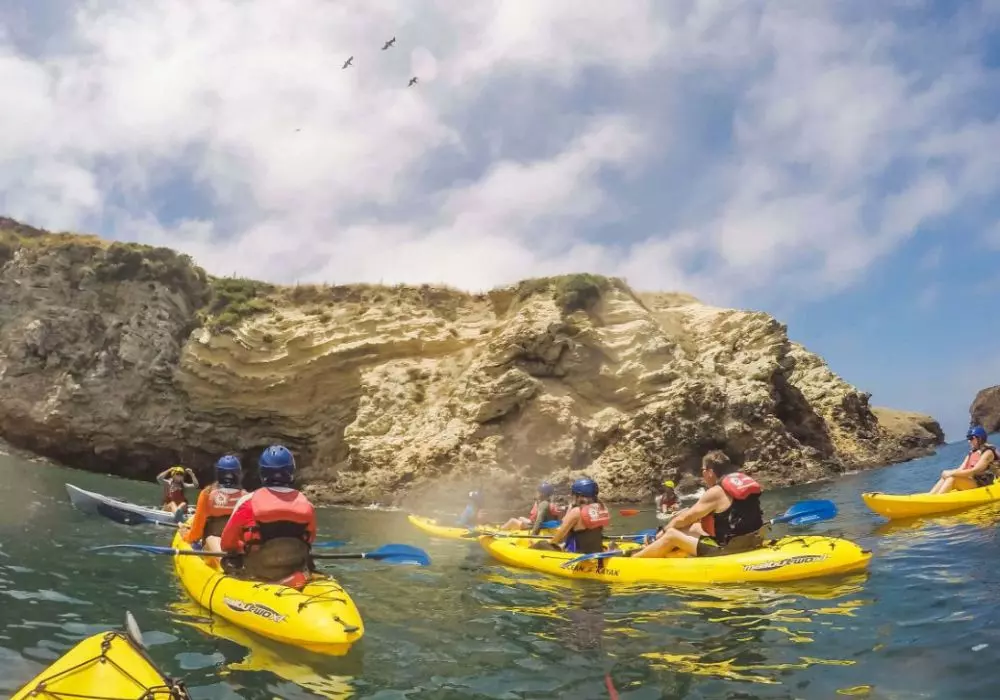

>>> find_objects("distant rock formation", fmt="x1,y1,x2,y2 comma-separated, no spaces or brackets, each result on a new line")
970,385,1000,434
0,217,944,507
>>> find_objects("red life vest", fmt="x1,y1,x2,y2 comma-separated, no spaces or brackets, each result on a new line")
242,488,314,551
962,444,999,471
164,481,187,505
578,502,611,529
700,472,763,542
529,500,563,522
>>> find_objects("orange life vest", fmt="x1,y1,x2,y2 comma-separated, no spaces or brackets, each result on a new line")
242,488,314,551
578,502,611,529
962,444,999,471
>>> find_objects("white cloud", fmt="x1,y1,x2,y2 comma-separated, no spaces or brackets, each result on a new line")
0,0,998,309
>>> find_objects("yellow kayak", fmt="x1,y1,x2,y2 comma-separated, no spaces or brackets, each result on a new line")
171,531,364,655
861,484,1000,520
479,534,871,585
407,514,554,540
11,612,189,699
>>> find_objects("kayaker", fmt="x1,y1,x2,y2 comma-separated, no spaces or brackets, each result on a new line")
631,450,764,558
156,465,198,515
929,425,998,494
456,490,485,527
219,445,318,587
655,480,679,515
532,477,610,554
181,454,247,553
501,482,565,533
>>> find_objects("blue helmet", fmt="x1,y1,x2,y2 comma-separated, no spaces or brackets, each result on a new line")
538,482,554,498
967,426,988,441
571,477,598,499
215,454,242,472
259,445,295,471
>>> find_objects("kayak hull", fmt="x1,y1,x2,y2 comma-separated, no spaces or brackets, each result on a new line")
11,621,188,699
65,483,188,526
861,485,1000,520
170,532,364,655
407,514,554,540
479,534,871,585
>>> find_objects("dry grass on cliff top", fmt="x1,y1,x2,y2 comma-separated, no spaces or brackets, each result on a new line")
0,218,656,332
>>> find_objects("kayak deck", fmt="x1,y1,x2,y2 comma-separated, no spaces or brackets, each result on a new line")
861,484,1000,520
11,614,188,699
171,532,364,655
65,483,189,525
479,534,872,585
407,514,554,540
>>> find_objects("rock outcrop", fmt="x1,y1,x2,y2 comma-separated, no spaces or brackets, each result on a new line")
0,218,944,506
970,386,1000,434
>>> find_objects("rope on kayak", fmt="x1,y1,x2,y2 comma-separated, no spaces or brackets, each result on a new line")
604,672,620,700
16,631,190,699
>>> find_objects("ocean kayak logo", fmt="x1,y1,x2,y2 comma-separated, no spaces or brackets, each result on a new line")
223,597,286,623
742,554,827,572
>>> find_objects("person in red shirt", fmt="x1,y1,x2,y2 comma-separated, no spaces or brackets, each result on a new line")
180,455,247,553
220,445,317,587
156,465,198,516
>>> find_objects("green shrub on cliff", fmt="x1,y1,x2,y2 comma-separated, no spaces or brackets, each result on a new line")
513,273,618,314
204,277,276,330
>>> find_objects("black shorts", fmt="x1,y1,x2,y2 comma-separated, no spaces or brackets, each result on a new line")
696,532,764,557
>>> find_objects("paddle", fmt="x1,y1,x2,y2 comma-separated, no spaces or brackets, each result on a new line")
89,542,429,565
459,518,562,539
560,499,838,567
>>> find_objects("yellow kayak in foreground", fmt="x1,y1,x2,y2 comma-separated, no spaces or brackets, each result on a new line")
407,514,554,540
171,531,364,655
479,534,871,585
11,612,189,699
861,484,1000,520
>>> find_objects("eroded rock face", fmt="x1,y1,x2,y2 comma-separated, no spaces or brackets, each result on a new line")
970,386,1000,434
0,219,944,506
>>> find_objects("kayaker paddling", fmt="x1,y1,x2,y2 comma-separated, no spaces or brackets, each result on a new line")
501,482,565,533
655,479,680,515
532,477,611,554
631,450,764,558
180,455,247,553
929,425,998,494
156,465,198,515
220,445,319,588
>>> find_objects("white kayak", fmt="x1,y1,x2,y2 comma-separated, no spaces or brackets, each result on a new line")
65,483,190,526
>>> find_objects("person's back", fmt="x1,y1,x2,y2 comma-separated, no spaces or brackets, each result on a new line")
220,445,317,587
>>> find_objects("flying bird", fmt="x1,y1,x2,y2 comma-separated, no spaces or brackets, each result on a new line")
381,37,396,50
342,56,354,69
408,76,418,87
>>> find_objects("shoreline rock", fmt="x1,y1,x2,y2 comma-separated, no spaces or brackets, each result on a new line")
970,386,1000,434
0,218,943,508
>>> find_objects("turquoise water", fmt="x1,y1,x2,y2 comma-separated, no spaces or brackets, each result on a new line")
1,441,998,699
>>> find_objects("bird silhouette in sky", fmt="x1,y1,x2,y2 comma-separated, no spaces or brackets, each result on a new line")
408,76,418,87
342,56,354,69
382,37,396,50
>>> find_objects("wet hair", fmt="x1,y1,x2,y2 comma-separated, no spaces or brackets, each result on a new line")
702,450,736,478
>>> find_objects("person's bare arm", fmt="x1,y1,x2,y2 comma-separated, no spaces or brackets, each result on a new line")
549,508,580,545
665,488,723,530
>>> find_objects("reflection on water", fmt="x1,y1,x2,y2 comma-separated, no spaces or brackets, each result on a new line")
3,440,1000,699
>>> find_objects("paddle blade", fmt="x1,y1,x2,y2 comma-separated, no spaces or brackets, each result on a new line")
366,543,431,566
540,519,560,529
618,509,642,517
772,499,838,526
561,549,624,568
609,528,658,542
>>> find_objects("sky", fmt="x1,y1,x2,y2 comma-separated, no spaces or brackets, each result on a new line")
1,0,998,442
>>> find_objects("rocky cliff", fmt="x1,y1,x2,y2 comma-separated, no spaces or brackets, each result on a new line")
0,218,943,507
970,386,1000,434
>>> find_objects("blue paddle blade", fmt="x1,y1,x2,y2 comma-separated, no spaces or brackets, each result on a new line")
364,544,431,566
560,549,624,568
772,499,837,526
613,528,657,541
313,540,348,548
540,519,560,529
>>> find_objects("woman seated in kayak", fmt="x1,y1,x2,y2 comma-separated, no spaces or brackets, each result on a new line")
655,479,680,515
456,490,485,527
501,482,565,533
156,465,198,515
180,455,247,553
929,426,998,494
220,445,318,588
531,478,610,554
632,450,764,558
